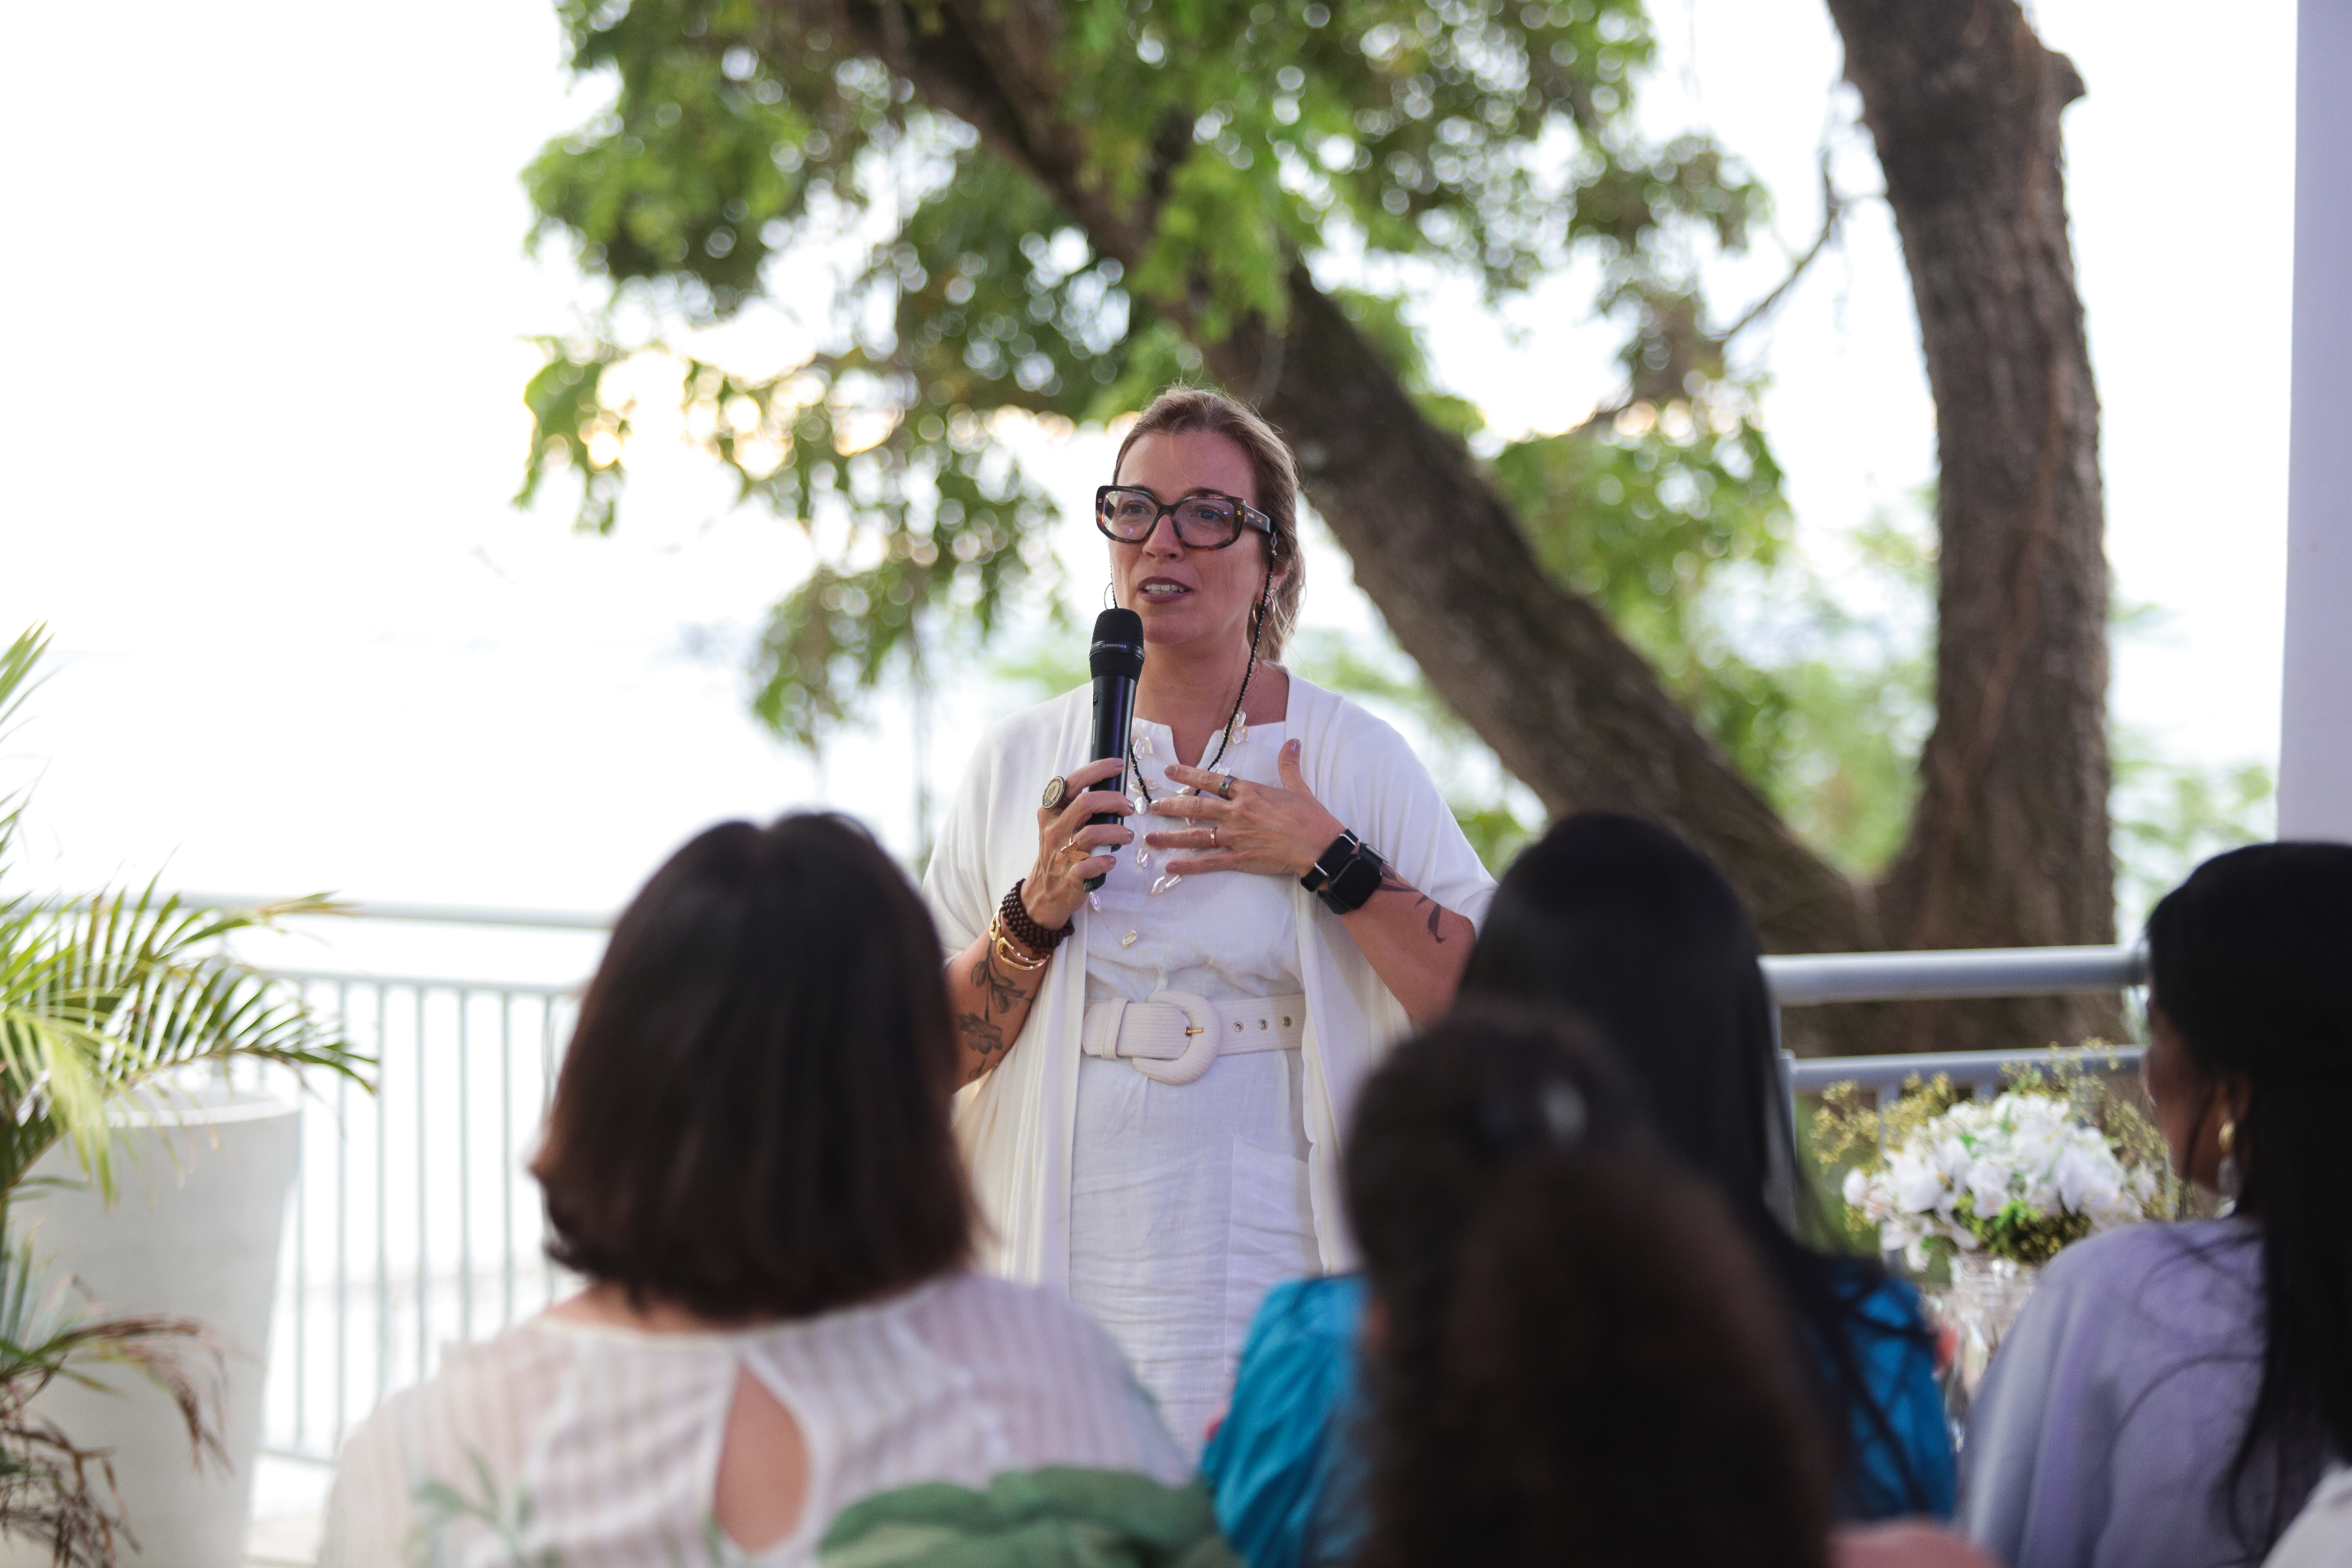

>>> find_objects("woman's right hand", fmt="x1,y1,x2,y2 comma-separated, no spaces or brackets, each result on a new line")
1021,756,1135,933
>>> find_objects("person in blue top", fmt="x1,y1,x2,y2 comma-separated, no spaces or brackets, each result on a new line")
1203,813,1955,1567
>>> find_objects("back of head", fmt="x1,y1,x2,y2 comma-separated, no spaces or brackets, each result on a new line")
532,813,970,1319
1461,813,1780,1207
2146,842,2352,1496
1346,1004,1831,1568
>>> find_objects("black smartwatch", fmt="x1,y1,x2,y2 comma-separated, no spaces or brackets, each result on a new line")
1301,830,1386,915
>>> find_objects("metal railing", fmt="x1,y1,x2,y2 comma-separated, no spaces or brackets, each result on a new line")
257,968,583,1464
1767,943,2146,1093
234,911,2147,1466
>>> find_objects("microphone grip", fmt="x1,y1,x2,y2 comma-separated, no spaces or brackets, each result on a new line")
1084,670,1139,892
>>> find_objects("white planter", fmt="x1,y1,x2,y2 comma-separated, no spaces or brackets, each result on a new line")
0,1086,300,1568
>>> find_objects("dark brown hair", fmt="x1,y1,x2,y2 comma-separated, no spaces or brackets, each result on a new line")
532,813,971,1319
1348,1004,1832,1568
1463,812,1937,1517
1113,386,1305,659
2147,841,2352,1550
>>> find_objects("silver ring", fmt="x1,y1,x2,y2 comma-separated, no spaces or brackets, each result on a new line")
1217,773,1237,800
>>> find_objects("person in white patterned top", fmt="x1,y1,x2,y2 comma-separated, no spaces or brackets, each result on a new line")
322,815,1185,1566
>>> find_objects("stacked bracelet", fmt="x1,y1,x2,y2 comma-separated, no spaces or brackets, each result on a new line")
999,880,1074,955
986,916,1050,971
1299,831,1387,915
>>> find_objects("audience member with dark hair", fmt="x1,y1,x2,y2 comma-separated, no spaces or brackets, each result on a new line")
1346,1005,1835,1568
1206,815,1952,1568
1963,842,2352,1568
322,814,1183,1565
1457,813,1952,1519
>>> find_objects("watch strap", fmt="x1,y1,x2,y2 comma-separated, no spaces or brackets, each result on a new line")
1300,831,1362,893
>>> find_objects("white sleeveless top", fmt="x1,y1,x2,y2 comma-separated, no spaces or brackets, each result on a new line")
320,1272,1187,1567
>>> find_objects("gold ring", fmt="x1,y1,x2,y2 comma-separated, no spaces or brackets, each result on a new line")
1217,773,1237,800
1062,833,1082,854
1208,824,1219,849
1041,775,1069,810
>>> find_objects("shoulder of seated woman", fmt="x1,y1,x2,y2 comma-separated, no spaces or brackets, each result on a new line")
1269,1273,1367,1336
2028,1218,2262,1325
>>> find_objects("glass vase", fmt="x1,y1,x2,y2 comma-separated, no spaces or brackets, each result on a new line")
1930,1252,2041,1431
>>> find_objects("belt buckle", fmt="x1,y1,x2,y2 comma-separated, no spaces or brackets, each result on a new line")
1132,990,1221,1085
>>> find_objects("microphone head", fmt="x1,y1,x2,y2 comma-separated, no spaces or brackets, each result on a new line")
1089,608,1145,679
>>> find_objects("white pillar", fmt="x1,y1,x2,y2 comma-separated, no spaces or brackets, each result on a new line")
2280,0,2352,841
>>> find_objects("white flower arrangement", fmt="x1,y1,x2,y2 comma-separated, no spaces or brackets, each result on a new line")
1840,1086,2164,1269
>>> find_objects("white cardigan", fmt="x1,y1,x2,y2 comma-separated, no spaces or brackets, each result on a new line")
921,675,1496,1287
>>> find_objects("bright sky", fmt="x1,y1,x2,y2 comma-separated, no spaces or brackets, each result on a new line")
0,0,2295,979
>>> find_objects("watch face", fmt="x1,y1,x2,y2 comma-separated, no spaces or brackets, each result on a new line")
1325,846,1384,913
1315,833,1354,874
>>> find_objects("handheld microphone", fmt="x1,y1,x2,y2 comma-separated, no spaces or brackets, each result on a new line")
1084,608,1145,892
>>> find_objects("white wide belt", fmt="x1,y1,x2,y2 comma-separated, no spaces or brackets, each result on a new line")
1080,991,1307,1086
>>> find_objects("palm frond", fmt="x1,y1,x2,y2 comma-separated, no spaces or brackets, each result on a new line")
0,627,53,870
0,1236,226,1564
0,629,46,752
0,884,371,1202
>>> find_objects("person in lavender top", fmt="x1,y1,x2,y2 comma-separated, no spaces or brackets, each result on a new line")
1961,842,2352,1568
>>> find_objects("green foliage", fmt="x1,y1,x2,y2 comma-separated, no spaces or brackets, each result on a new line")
0,627,373,1555
2112,734,2274,935
519,0,1774,751
1492,394,1794,791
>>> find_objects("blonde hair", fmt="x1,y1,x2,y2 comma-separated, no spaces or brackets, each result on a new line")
1112,387,1305,661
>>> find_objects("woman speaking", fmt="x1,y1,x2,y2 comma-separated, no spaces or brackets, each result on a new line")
923,388,1494,1453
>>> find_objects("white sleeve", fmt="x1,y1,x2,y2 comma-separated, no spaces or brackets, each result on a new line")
912,1275,1189,1487
316,1396,417,1568
922,733,1006,957
1331,704,1498,928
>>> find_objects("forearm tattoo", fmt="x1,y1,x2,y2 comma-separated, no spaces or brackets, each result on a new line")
1375,865,1447,942
958,945,1036,1081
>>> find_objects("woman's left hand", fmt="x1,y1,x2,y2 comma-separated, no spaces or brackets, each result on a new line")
1149,739,1346,880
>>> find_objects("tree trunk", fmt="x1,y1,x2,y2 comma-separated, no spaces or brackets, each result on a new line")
1827,0,2122,1052
1202,283,1874,961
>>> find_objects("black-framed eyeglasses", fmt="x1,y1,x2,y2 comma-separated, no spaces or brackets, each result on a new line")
1095,485,1273,549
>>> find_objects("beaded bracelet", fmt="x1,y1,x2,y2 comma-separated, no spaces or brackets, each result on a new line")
1000,879,1074,955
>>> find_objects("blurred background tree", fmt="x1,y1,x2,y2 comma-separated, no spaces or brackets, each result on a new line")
515,0,2208,1052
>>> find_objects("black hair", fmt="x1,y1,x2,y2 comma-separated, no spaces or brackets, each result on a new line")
1459,812,1935,1519
1347,1004,1831,1568
2146,840,2352,1548
533,813,972,1319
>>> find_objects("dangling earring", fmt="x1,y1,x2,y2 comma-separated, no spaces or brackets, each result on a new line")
2217,1118,2242,1208
1104,580,1119,610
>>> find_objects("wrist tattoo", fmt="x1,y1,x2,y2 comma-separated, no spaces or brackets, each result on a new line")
959,943,1035,1080
955,1013,1009,1082
969,946,1033,1015
1375,865,1447,942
